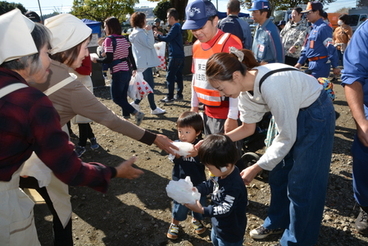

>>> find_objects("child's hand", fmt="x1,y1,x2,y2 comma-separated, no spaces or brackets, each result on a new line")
194,140,203,150
185,200,204,214
184,145,198,158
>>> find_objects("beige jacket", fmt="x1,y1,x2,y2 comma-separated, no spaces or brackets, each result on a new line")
32,60,155,145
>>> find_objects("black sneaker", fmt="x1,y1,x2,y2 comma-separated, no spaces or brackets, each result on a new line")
249,226,283,239
356,208,368,233
174,94,183,101
75,146,86,158
160,97,174,103
89,138,100,150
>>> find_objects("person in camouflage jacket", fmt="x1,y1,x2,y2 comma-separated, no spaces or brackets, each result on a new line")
280,7,310,65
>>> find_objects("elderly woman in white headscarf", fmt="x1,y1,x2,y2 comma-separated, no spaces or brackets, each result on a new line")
0,10,144,246
21,13,177,246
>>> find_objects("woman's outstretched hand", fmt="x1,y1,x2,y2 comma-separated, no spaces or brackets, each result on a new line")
154,134,178,155
115,156,144,179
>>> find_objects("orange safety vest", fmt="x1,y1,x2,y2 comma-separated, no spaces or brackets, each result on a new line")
192,32,233,107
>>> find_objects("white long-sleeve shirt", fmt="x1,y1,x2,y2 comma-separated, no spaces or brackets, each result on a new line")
238,63,322,170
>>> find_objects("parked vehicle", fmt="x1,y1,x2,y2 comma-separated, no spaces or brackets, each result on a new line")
348,7,368,31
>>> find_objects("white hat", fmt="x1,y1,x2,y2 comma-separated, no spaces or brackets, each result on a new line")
45,14,91,55
0,9,37,64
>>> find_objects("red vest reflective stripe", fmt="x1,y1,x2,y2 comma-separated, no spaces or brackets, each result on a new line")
192,33,232,106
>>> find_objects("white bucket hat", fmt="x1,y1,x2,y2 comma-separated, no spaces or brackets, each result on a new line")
0,8,37,64
45,14,92,55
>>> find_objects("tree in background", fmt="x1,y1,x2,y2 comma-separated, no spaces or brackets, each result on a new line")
70,0,138,23
0,1,27,15
358,0,368,7
150,0,187,22
153,0,171,23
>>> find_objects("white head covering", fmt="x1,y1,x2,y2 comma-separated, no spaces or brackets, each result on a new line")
0,8,37,64
45,14,92,55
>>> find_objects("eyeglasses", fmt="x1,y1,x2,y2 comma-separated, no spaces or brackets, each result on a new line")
306,11,314,15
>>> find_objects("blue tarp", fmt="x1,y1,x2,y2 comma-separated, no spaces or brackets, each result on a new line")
218,12,250,19
82,19,102,37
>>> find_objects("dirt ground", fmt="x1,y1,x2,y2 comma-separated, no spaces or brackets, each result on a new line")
33,70,368,246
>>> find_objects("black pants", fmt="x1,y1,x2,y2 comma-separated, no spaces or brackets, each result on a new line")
78,123,95,146
285,56,299,66
20,177,73,246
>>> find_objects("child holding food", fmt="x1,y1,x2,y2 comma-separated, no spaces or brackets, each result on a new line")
166,111,207,240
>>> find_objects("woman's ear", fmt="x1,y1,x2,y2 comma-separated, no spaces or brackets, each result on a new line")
232,70,241,82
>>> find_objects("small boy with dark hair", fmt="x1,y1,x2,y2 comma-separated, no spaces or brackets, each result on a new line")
186,134,247,246
167,111,207,239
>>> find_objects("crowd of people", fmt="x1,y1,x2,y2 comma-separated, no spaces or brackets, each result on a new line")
0,0,365,245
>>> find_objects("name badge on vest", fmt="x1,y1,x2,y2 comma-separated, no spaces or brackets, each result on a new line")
259,44,265,53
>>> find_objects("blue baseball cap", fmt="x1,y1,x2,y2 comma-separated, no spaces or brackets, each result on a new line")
182,0,218,30
248,0,270,11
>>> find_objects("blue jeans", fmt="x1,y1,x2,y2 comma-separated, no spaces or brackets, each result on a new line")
172,196,206,222
262,91,335,246
352,134,368,206
111,70,137,117
166,57,184,99
211,229,243,246
134,67,157,110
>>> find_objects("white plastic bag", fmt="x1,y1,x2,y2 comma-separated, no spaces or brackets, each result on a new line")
154,41,166,71
166,176,201,205
128,72,153,100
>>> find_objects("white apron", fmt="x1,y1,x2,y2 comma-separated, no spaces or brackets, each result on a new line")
21,124,72,228
0,167,40,246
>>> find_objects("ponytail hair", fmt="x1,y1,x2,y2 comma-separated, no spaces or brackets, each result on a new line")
206,49,260,83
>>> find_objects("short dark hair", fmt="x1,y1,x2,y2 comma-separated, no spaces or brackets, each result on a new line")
316,9,324,17
293,7,303,15
198,134,238,170
208,15,217,22
227,0,240,13
339,14,349,24
322,11,328,19
25,11,41,23
176,111,203,134
104,17,122,35
167,8,179,21
260,9,271,18
130,12,146,28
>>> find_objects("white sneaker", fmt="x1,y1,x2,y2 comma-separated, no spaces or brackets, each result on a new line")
130,101,140,112
151,107,166,115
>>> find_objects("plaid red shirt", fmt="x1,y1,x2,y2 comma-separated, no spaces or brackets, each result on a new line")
0,68,115,192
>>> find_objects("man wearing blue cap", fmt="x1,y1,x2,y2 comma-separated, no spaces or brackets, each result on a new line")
342,20,368,234
295,1,340,79
181,0,242,138
249,0,284,63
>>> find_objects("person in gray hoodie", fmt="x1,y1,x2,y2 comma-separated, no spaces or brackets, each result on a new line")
129,12,166,115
